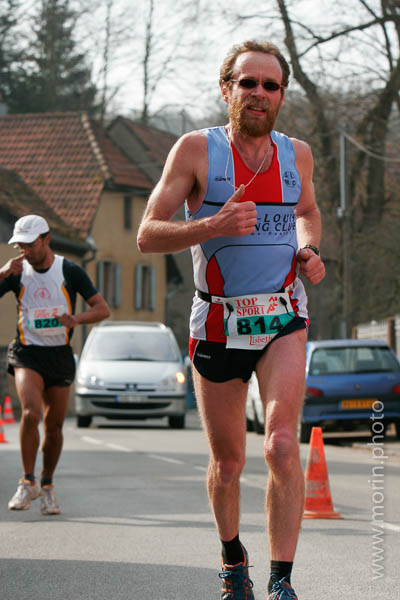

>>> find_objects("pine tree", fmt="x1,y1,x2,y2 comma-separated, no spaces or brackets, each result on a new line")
9,0,98,114
0,0,21,106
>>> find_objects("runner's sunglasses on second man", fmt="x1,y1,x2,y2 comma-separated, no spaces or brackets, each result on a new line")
230,78,285,92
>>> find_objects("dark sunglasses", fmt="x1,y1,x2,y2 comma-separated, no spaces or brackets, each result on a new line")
230,78,284,92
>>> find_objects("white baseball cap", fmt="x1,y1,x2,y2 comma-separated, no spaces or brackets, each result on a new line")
8,215,50,245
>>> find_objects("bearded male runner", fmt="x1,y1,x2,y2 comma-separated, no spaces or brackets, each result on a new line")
0,215,110,515
137,40,325,600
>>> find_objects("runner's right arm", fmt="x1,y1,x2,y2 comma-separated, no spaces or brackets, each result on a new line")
137,132,256,254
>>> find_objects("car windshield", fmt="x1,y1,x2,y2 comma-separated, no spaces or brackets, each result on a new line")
83,330,180,362
309,346,399,375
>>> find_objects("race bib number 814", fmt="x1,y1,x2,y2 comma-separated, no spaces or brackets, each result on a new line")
223,293,295,350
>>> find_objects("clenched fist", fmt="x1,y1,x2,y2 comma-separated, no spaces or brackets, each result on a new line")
211,184,258,237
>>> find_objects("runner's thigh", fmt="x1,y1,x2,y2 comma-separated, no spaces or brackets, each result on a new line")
255,329,307,434
192,366,249,459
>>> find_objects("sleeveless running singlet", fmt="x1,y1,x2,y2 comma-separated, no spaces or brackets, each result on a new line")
185,126,308,343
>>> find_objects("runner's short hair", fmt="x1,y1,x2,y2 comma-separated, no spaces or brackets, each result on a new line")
220,40,290,89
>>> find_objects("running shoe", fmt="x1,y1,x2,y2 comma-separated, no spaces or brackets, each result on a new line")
267,575,298,599
40,484,61,515
219,545,254,599
8,478,40,510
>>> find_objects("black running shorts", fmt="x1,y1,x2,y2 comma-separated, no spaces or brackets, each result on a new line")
190,317,307,383
7,340,76,389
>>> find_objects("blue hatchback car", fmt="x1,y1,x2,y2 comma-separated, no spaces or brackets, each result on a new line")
300,339,400,442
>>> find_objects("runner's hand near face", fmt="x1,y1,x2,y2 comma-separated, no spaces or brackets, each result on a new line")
0,255,24,280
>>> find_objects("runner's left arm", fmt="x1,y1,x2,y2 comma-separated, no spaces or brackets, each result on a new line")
57,259,110,328
293,139,325,285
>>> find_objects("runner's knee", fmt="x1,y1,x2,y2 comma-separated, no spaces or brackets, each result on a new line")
21,406,41,428
264,428,299,474
43,419,64,438
211,455,246,484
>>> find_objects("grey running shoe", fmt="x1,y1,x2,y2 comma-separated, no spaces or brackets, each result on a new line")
219,545,254,599
8,478,40,510
267,576,298,599
40,484,61,515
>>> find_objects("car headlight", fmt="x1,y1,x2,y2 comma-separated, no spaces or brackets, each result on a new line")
158,372,186,392
77,373,106,389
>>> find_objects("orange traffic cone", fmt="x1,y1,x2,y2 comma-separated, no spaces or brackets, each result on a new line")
303,427,342,519
3,395,16,424
0,407,8,443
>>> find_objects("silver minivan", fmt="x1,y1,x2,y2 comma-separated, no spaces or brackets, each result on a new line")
75,321,187,428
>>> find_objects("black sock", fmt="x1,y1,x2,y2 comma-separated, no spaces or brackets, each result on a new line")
24,473,35,483
40,477,53,487
221,534,244,565
268,561,293,591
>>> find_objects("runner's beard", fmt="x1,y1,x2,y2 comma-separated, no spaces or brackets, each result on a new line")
229,97,279,137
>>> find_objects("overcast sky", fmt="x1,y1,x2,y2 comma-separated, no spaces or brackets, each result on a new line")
20,0,398,128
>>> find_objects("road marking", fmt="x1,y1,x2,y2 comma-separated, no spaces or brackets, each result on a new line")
81,436,102,445
106,443,132,452
383,522,400,533
148,453,185,465
194,465,208,472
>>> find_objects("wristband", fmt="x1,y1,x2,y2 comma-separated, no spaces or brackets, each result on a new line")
302,244,320,256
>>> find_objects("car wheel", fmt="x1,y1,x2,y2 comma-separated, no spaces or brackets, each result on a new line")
253,402,264,435
77,415,92,428
299,422,312,444
168,415,185,429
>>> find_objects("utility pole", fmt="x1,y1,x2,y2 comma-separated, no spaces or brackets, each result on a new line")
337,131,351,338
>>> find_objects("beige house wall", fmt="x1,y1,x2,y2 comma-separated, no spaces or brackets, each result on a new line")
89,190,166,324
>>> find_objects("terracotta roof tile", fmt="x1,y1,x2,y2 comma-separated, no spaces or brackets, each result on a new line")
0,112,152,237
0,167,82,242
121,119,177,165
91,120,152,190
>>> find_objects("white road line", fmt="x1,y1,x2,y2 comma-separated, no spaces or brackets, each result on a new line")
106,443,132,452
148,453,185,465
383,522,400,533
194,465,208,472
81,436,102,445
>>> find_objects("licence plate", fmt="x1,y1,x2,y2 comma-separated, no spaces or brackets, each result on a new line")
115,396,146,403
341,398,378,410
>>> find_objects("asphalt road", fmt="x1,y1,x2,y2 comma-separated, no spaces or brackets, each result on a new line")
1,411,399,600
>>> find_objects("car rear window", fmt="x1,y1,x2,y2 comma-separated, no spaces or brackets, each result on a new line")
83,330,180,362
309,346,399,375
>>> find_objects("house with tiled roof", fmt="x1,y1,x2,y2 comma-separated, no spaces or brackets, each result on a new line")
108,117,194,349
0,112,168,353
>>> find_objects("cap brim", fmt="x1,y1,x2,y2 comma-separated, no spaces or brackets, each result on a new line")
8,233,41,245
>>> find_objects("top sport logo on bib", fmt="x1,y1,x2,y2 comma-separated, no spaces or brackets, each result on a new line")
223,293,295,350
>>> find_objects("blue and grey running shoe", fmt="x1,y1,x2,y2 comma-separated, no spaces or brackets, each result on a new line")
267,575,298,599
219,545,254,599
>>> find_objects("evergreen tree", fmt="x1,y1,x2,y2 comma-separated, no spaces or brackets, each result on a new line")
0,0,21,106
9,0,98,114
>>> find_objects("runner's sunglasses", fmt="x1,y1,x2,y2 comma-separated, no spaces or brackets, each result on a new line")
230,78,285,92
